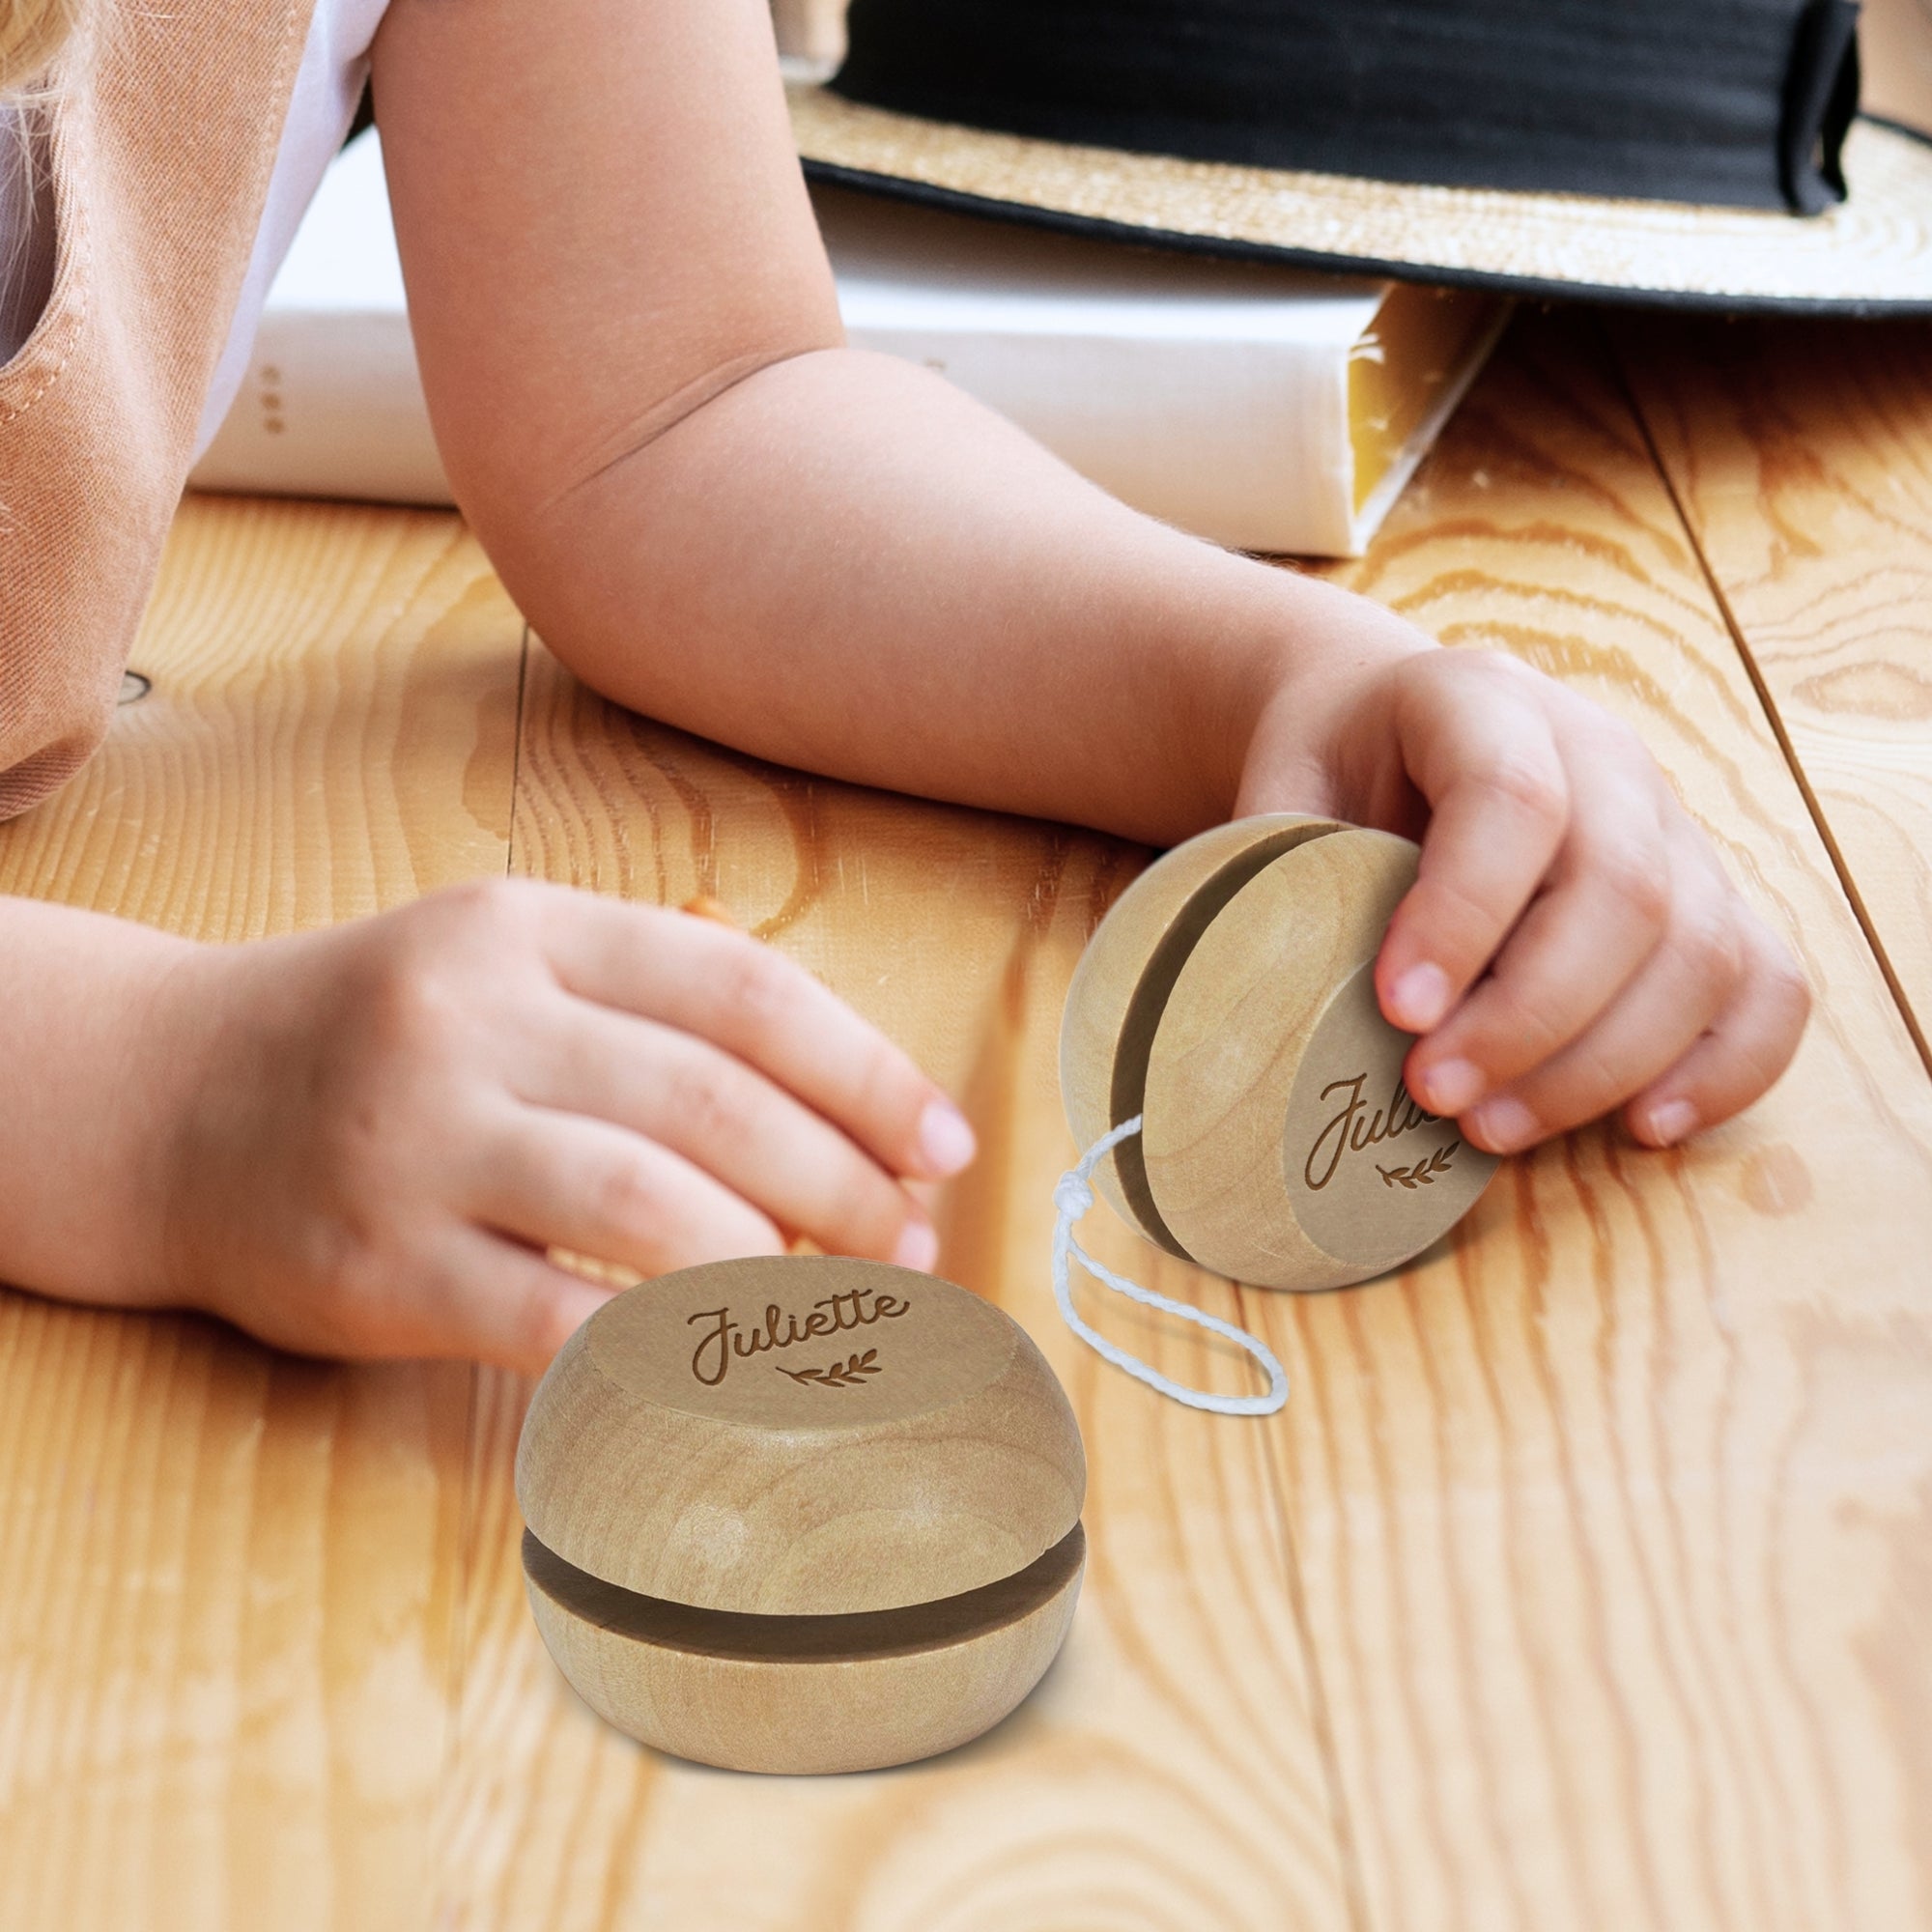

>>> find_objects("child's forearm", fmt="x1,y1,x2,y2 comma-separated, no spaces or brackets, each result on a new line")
471,347,1431,849
0,898,200,1304
369,0,1804,1163
465,346,1807,1157
374,0,1425,847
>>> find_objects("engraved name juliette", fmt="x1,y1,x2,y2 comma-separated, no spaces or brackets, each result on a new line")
687,1287,912,1387
1303,1070,1446,1192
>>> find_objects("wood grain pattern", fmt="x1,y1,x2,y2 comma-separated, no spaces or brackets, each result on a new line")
1137,826,1491,1288
0,497,525,1931
1611,314,1932,1066
1059,810,1342,1253
522,1521,1085,1776
427,645,1359,1929
516,1255,1086,1772
1263,308,1932,1932
518,1257,1083,1615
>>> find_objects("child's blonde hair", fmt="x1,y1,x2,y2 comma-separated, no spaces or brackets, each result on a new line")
1,0,82,96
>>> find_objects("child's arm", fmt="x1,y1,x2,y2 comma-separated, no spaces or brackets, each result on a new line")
0,887,971,1371
371,0,1808,1157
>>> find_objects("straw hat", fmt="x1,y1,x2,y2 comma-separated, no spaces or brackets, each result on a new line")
789,0,1932,313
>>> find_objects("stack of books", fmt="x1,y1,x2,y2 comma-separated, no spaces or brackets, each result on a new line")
191,129,1508,558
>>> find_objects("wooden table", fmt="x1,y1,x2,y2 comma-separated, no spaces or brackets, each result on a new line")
3,308,1930,1932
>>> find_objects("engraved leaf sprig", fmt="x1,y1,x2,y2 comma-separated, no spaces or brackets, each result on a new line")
778,1349,881,1388
1378,1141,1459,1189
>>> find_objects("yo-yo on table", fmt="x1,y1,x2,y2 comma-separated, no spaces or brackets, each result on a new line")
2,307,1930,1931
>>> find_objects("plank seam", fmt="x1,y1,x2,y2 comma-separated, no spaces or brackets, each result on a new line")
431,622,532,1913
429,1364,485,1915
1249,1299,1377,1932
1602,319,1932,1082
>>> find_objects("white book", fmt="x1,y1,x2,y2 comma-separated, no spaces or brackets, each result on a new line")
192,130,1507,557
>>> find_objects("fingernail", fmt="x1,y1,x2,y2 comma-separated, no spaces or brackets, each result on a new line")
1468,1094,1538,1153
1641,1098,1698,1147
916,1098,978,1176
1418,1057,1484,1117
893,1219,940,1271
1388,962,1453,1033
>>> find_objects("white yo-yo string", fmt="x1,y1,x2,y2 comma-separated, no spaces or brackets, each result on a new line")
1051,1116,1288,1416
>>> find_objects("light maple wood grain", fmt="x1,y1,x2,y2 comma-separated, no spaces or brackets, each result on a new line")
1261,308,1932,1932
518,1256,1087,1772
1611,313,1932,1068
1136,825,1491,1287
1059,810,1342,1251
0,496,525,1932
523,1521,1086,1776
430,647,1359,1929
1059,806,1492,1287
519,1258,1083,1616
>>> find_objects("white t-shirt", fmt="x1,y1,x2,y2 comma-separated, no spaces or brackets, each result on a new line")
0,0,392,459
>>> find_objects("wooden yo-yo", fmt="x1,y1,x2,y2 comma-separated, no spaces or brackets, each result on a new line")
1061,812,1498,1292
517,1255,1085,1775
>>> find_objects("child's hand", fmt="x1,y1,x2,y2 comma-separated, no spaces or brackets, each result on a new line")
151,880,977,1373
1239,624,1809,1154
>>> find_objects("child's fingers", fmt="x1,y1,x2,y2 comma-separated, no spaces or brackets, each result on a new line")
537,889,976,1181
1378,659,1571,1033
1404,754,1673,1116
1622,914,1810,1147
1458,854,1747,1152
471,1110,787,1282
437,1226,615,1376
508,1004,936,1266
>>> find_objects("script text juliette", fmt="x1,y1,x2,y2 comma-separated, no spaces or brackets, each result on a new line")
687,1290,912,1386
1303,1071,1441,1192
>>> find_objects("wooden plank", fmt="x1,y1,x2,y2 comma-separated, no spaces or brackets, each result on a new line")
1611,312,1932,1065
1251,309,1932,1931
0,497,525,1931
434,655,1360,1931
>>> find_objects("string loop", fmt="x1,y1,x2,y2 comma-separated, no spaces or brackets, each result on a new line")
1050,1116,1288,1416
